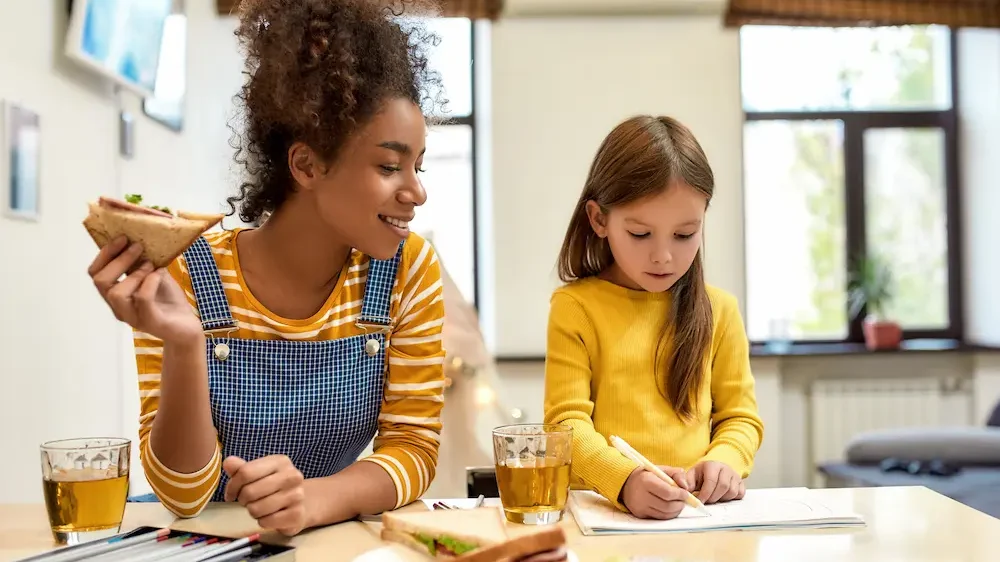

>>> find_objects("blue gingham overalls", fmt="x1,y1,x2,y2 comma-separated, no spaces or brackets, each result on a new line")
131,236,402,502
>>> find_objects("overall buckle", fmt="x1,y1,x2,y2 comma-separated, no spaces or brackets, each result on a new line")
203,325,238,362
356,319,392,357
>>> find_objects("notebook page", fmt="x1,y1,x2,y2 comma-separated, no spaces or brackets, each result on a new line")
569,488,865,535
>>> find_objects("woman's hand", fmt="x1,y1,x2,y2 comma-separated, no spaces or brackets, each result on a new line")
619,465,691,520
88,236,201,344
224,455,308,536
684,461,745,504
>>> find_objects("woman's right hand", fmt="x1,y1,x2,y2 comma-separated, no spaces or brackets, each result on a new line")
620,465,691,520
88,236,202,344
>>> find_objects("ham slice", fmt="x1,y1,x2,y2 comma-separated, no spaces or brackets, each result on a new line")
98,196,173,219
435,542,457,557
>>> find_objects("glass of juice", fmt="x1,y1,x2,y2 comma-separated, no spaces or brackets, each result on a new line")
40,437,131,545
492,424,572,525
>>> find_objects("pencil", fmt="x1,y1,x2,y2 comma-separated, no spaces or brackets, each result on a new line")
185,534,260,562
201,544,262,562
117,534,203,562
26,528,171,562
609,435,712,516
166,539,231,562
89,533,178,561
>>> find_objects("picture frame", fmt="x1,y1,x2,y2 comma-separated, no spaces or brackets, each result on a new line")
143,0,186,132
65,0,173,99
2,101,41,221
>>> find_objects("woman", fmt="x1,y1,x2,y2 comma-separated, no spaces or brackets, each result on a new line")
87,0,447,536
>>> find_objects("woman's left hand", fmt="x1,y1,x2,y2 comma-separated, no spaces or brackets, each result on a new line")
684,461,745,505
223,455,309,536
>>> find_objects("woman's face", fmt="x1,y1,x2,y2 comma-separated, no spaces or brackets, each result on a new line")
297,97,428,260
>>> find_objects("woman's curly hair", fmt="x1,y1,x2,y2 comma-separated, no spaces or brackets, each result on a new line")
227,0,445,224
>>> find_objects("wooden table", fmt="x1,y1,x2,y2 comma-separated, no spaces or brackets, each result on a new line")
1,487,997,561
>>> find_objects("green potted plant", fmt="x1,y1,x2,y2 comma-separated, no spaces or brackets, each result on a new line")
848,253,902,350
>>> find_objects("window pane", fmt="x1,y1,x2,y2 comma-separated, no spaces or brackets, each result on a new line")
412,124,476,303
744,120,848,341
864,128,949,329
421,18,472,118
740,25,951,112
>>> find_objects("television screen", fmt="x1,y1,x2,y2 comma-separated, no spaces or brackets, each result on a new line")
65,0,173,97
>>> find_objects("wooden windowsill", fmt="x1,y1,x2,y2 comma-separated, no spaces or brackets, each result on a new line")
494,339,1000,364
751,338,1000,357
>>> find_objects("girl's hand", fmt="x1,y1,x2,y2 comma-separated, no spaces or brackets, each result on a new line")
88,236,202,344
223,455,308,536
619,465,691,520
684,461,746,504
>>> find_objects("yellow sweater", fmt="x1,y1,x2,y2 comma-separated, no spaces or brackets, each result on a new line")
543,277,763,510
133,229,445,518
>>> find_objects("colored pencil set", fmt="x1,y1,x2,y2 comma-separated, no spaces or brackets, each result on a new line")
17,527,295,562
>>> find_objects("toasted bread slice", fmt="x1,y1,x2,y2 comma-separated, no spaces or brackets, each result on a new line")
458,526,566,562
83,198,223,268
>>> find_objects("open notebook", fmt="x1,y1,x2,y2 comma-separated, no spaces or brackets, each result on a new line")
569,487,866,535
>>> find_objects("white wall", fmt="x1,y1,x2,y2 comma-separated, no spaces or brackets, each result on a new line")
959,28,1000,347
956,27,1000,432
0,1,244,502
488,16,745,357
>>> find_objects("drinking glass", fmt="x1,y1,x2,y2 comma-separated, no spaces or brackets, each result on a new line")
40,437,131,545
492,424,572,525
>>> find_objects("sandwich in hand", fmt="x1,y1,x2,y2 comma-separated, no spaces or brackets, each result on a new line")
380,507,569,561
83,194,224,268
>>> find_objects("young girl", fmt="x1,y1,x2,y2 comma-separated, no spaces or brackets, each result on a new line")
87,0,446,535
543,115,764,520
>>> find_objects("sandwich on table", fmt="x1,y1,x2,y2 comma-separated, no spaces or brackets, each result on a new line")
380,507,569,561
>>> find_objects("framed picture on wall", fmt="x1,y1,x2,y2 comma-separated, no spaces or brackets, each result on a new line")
2,101,41,221
143,0,186,132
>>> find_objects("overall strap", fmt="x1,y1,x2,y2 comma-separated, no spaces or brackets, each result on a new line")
356,240,405,332
182,236,237,332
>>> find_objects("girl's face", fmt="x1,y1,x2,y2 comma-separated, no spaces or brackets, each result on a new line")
586,182,707,293
292,97,428,260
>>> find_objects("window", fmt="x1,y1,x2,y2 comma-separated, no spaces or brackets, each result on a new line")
411,18,479,306
741,25,961,343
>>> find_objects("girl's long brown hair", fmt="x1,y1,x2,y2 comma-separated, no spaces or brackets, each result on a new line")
556,115,714,421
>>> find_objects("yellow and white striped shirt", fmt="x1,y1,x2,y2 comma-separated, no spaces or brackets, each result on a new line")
132,229,445,518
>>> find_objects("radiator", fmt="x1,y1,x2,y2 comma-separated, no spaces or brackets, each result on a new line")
807,377,972,486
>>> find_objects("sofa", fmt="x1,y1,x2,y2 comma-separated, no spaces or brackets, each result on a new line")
818,401,1000,518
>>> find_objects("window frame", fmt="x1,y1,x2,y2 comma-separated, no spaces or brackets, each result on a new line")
466,20,481,307
742,31,963,345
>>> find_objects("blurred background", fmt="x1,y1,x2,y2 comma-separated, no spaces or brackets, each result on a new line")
2,0,1000,518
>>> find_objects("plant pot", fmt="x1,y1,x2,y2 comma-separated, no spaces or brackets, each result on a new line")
862,317,902,350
